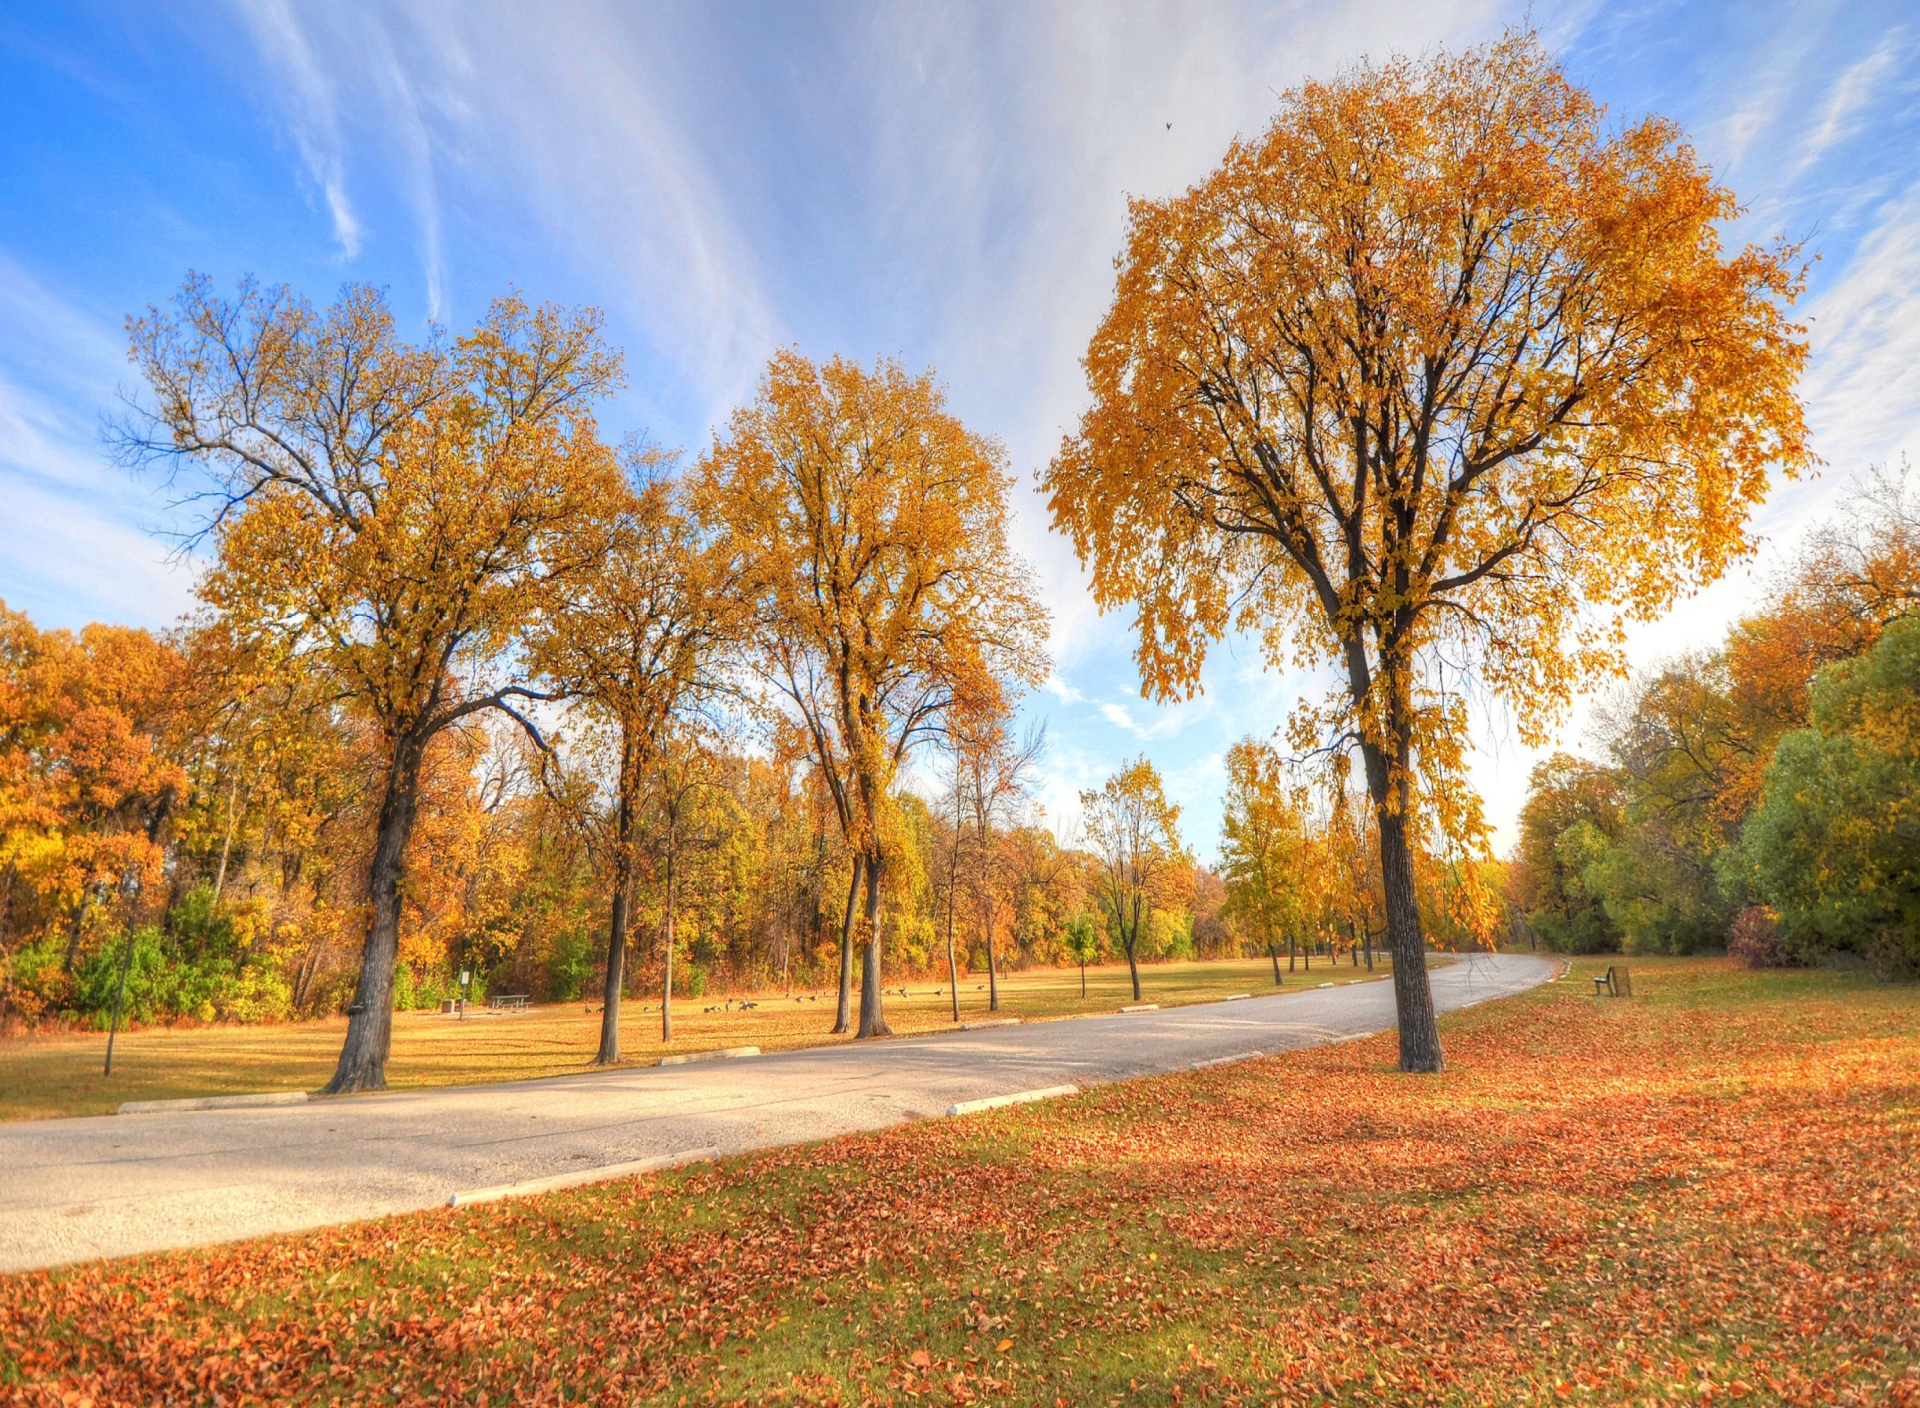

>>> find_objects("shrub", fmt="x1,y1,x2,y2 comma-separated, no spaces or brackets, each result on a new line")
1726,907,1793,968
546,927,596,1002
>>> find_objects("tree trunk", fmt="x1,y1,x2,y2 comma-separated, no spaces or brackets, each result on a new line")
1269,941,1282,985
597,747,639,1065
944,869,960,1024
323,734,426,1095
1123,904,1142,1002
986,910,1000,1013
598,881,631,1062
856,851,890,1038
832,857,861,1034
661,836,678,1044
212,773,240,903
1365,923,1374,971
1376,805,1443,1072
61,897,86,975
1079,959,1086,998
1288,938,1296,973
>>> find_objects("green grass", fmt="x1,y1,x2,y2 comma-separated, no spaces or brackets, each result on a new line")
0,950,1412,1120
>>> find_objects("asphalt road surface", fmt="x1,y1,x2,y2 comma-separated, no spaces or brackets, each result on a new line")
0,953,1555,1273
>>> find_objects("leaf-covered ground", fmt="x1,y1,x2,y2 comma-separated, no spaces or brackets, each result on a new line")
3,957,1915,1406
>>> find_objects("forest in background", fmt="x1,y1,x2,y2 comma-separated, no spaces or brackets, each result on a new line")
1510,465,1918,976
4,464,1910,1032
0,591,1419,1031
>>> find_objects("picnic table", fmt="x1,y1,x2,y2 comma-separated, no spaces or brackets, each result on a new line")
487,994,530,1011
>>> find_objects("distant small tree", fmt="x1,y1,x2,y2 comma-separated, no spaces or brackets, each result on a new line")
1081,757,1191,1002
1062,912,1102,997
960,724,1044,1012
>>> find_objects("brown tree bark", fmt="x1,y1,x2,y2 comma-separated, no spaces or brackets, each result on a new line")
1123,898,1143,1002
944,866,961,1024
1375,806,1442,1071
986,920,1000,1013
323,733,427,1094
596,737,641,1064
660,838,677,1043
832,856,861,1034
856,852,890,1038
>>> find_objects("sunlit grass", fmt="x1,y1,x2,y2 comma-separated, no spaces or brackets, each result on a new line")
0,950,1413,1120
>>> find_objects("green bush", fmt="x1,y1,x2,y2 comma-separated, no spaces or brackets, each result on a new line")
547,927,596,1002
1732,617,1920,977
73,926,290,1026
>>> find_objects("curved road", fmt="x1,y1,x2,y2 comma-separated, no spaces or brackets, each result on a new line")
0,953,1554,1272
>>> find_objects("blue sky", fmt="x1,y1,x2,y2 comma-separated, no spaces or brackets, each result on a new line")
3,2,1917,857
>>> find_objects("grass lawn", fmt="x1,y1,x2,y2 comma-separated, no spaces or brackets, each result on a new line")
3,956,1915,1405
0,951,1406,1121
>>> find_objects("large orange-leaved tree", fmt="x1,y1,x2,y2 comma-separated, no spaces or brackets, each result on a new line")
695,351,1047,1039
121,278,625,1091
1043,34,1810,1070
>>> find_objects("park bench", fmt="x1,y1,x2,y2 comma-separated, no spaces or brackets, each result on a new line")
1591,965,1632,998
487,993,530,1011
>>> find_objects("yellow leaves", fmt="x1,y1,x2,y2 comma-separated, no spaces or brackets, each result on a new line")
693,351,1049,862
1044,30,1810,805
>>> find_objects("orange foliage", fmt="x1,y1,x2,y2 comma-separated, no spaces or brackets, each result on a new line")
1043,32,1811,1068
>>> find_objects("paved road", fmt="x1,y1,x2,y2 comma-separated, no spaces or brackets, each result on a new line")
0,954,1554,1273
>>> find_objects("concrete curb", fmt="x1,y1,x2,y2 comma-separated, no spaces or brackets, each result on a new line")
1223,993,1254,1001
947,1084,1079,1118
657,1046,760,1066
118,1091,309,1115
1119,1003,1159,1014
960,1017,1020,1031
448,1146,721,1207
1192,1050,1265,1070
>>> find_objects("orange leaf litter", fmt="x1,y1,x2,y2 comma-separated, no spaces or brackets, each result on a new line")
2,960,1914,1405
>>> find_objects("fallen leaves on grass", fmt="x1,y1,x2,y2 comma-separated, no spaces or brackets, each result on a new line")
1,961,1916,1405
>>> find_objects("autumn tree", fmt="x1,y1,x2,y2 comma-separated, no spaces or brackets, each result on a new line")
1219,738,1316,981
1043,34,1809,1070
0,609,186,1014
531,464,734,1062
694,351,1047,1039
1081,756,1190,1002
643,730,747,1041
960,723,1044,1012
1732,617,1920,977
121,277,625,1092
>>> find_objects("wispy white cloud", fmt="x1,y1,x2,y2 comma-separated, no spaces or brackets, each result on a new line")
0,255,196,629
232,0,363,257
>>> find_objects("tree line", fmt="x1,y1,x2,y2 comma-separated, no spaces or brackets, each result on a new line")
0,295,1229,1089
1511,466,1918,977
3,32,1825,1080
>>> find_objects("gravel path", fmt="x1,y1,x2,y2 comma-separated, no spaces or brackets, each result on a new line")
0,953,1555,1272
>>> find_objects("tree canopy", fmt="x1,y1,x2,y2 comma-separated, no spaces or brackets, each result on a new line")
1044,32,1811,1069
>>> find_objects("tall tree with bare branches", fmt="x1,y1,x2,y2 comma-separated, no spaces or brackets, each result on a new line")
121,277,625,1091
694,351,1048,1039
